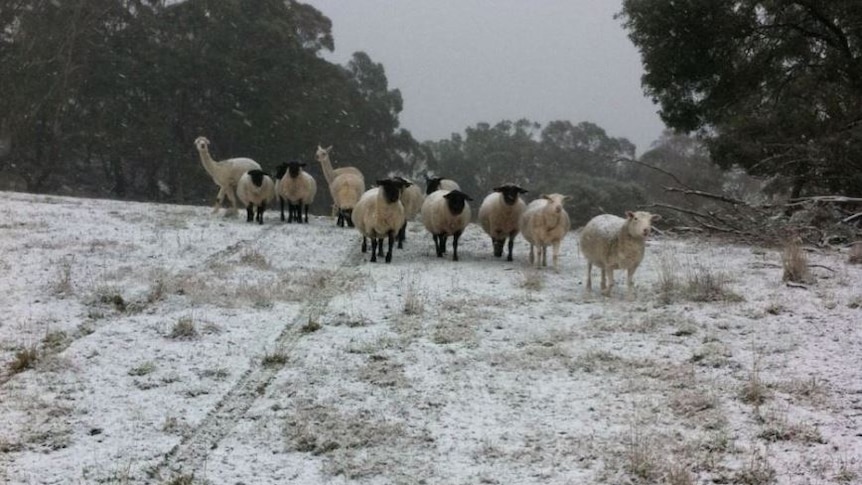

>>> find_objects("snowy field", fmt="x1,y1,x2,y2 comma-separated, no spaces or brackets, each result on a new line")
0,190,860,485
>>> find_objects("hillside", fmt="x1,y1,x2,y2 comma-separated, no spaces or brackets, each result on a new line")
0,191,860,484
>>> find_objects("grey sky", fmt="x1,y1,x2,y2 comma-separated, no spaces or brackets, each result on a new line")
302,0,666,155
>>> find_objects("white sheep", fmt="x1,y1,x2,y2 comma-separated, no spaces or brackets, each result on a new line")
478,184,529,261
236,169,276,224
392,176,424,248
519,193,572,268
194,136,262,216
351,178,411,263
424,175,460,195
421,189,473,261
315,145,365,227
580,211,661,297
275,161,317,223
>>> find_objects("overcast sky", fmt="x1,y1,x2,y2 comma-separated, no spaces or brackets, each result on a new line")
302,0,667,155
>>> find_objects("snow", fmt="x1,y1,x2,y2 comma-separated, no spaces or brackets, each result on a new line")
0,190,860,484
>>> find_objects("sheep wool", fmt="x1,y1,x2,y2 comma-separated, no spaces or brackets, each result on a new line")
237,169,276,224
579,211,661,297
352,178,411,263
421,189,473,261
276,161,317,223
519,193,571,268
478,184,528,261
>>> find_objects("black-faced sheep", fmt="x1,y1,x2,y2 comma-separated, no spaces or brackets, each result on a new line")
421,189,473,261
275,161,317,223
424,175,460,195
351,178,411,263
315,145,365,227
519,193,572,268
580,211,661,297
236,169,275,224
194,136,262,217
478,184,528,261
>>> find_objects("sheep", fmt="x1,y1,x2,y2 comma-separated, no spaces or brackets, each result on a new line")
236,169,276,224
392,176,424,248
519,193,572,268
477,184,529,261
275,161,317,223
580,211,661,297
194,136,262,216
351,178,411,263
421,189,473,261
424,175,460,195
315,145,365,227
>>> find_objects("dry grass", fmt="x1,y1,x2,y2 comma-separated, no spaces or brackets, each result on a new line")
262,347,289,367
758,411,824,444
52,257,74,295
782,237,813,283
739,361,770,406
168,316,198,339
8,346,40,374
300,316,322,334
519,269,544,291
401,271,425,316
128,361,156,376
733,447,777,485
655,253,742,303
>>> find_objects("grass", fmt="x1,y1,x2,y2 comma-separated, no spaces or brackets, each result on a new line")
402,271,425,316
782,237,813,284
8,346,40,374
655,252,743,303
739,361,770,406
733,447,777,485
300,316,322,333
128,361,156,376
519,269,544,291
168,316,198,339
262,347,289,367
52,257,74,295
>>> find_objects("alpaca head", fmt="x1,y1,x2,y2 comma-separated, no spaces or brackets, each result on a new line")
315,145,332,163
194,136,210,152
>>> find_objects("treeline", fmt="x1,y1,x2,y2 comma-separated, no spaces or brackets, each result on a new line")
0,0,416,204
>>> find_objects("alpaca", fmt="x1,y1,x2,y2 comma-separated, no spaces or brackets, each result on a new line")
194,136,261,217
315,145,365,227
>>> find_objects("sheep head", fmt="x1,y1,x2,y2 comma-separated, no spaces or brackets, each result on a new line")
625,211,661,238
493,184,528,205
444,190,473,215
377,178,408,203
540,194,571,213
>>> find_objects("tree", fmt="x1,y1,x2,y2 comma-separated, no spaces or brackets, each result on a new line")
619,0,862,196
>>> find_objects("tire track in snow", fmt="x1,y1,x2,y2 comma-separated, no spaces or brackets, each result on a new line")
152,227,362,480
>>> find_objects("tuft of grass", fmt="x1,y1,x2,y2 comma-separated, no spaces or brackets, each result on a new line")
41,330,69,352
9,346,40,374
300,316,322,334
782,237,812,284
239,248,271,269
262,347,289,367
655,253,742,303
168,316,198,339
165,474,196,485
847,241,862,265
733,448,777,485
52,257,74,295
520,269,544,291
739,362,770,406
401,270,425,316
128,361,156,376
96,289,127,312
623,426,661,482
758,411,824,444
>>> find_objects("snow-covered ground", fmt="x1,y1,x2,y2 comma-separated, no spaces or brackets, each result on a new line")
0,191,860,485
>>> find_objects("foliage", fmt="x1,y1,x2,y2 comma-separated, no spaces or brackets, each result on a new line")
0,0,420,207
619,0,862,197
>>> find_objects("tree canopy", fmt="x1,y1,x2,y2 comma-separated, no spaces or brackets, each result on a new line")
619,0,862,196
0,0,418,206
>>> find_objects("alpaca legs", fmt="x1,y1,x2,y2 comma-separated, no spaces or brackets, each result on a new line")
213,187,226,214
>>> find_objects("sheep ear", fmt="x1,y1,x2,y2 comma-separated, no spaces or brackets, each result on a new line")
519,188,529,194
626,211,635,219
300,163,307,167
651,214,662,222
563,195,572,201
540,194,551,200
376,179,387,186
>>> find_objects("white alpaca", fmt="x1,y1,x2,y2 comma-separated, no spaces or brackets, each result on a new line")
194,136,261,216
315,145,365,227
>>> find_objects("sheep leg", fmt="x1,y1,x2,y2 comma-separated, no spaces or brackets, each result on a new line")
361,236,368,253
529,244,535,264
604,269,614,296
506,234,515,261
626,267,636,298
344,209,355,228
552,241,561,269
493,239,504,258
245,203,254,223
279,197,286,221
213,187,226,214
439,235,449,256
452,231,462,261
586,262,593,291
385,232,394,263
303,203,309,223
540,246,547,267
257,202,266,224
370,238,378,262
397,221,407,249
433,235,443,257
377,237,384,257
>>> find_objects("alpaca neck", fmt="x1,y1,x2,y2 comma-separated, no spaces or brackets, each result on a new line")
318,154,335,185
198,147,219,178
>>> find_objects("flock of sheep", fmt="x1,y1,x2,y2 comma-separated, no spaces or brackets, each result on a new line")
194,136,661,297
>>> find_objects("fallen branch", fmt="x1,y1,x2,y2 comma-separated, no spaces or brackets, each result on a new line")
807,264,835,273
785,281,809,289
662,186,753,206
842,212,862,224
